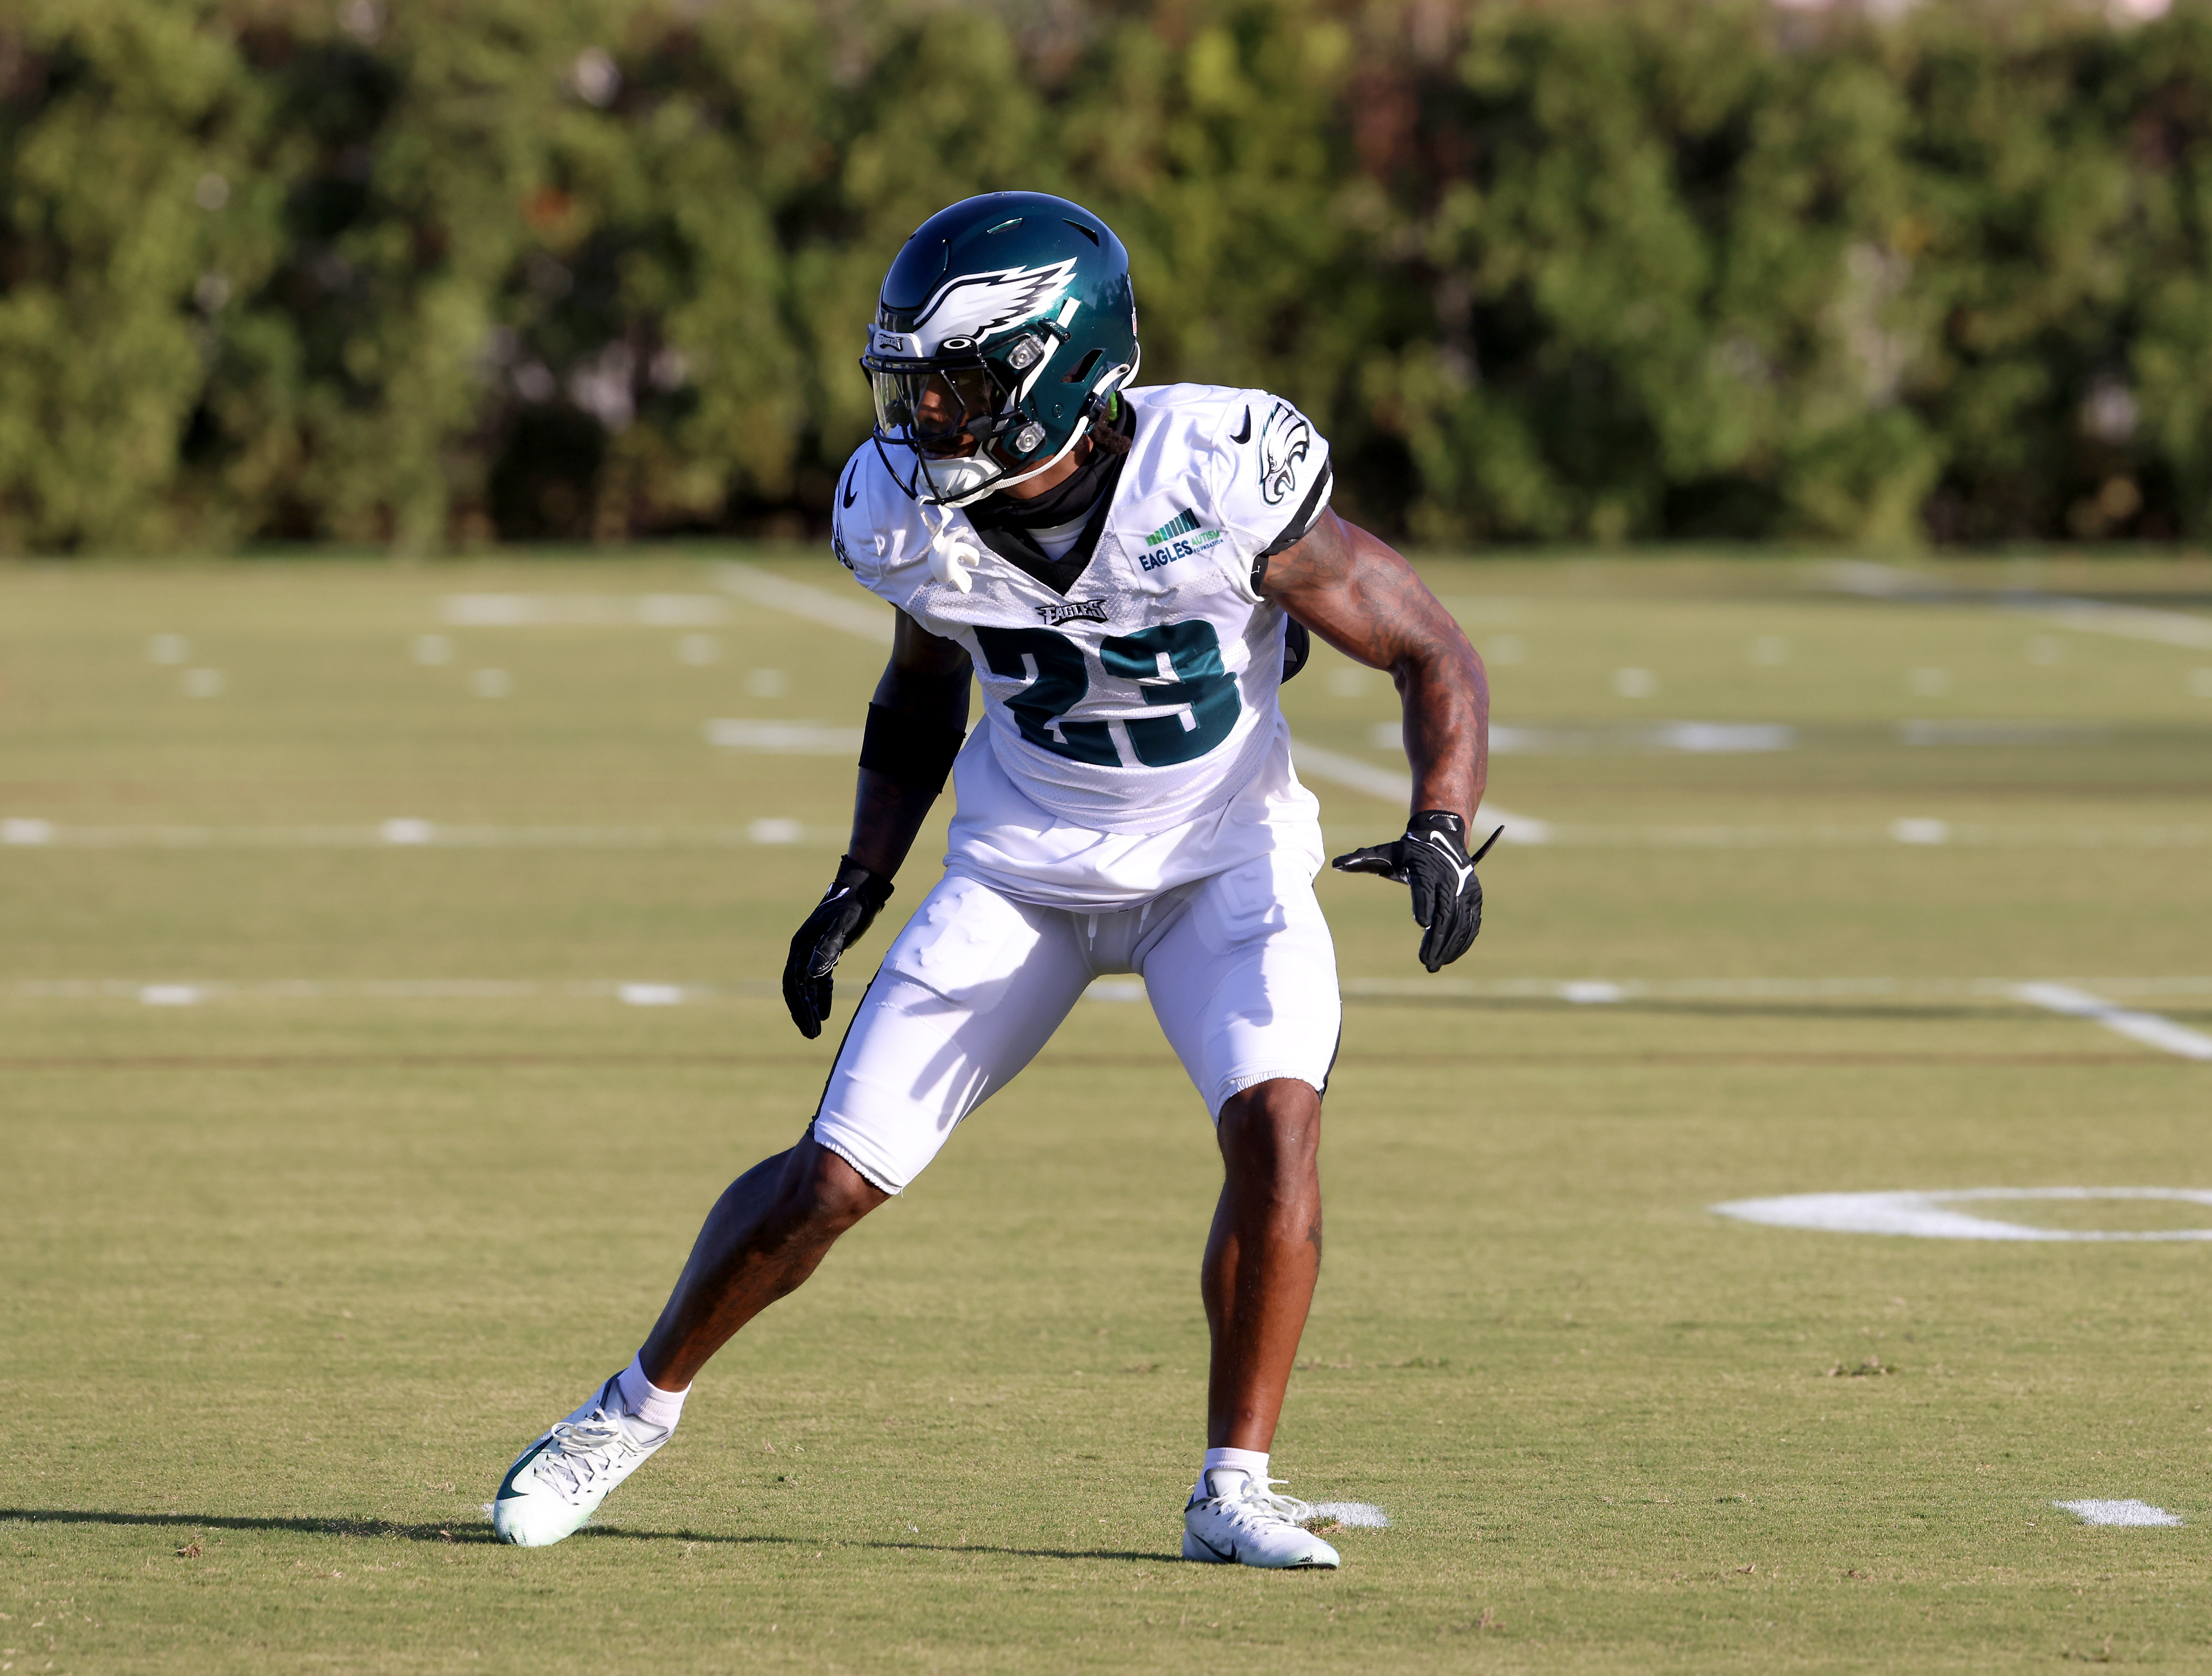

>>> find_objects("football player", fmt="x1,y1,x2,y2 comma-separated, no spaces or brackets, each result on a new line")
493,191,1493,1569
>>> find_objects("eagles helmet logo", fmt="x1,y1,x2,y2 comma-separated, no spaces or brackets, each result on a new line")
912,259,1080,354
1257,403,1312,506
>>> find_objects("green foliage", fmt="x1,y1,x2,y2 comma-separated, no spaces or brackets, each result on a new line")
2,0,2208,552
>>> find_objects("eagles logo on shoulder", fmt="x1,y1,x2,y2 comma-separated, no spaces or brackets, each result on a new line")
1256,403,1313,506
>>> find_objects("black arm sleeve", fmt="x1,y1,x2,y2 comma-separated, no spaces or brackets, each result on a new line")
859,703,966,796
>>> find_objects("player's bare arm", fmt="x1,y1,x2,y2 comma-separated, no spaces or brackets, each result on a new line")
1261,508,1499,972
1257,507,1489,826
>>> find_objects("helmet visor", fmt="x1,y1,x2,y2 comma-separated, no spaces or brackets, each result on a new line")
867,364,1012,459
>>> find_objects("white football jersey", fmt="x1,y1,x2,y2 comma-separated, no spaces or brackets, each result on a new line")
831,383,1335,907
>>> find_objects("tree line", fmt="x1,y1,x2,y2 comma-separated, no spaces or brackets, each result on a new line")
4,0,2208,554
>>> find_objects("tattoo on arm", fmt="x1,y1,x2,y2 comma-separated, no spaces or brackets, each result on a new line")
1257,509,1488,823
849,612,971,878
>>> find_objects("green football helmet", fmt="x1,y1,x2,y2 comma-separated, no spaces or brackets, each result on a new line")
863,191,1140,507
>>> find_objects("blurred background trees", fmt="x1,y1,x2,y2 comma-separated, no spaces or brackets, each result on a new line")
3,0,2208,554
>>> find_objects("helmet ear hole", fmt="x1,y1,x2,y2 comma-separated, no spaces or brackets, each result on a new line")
1060,347,1104,385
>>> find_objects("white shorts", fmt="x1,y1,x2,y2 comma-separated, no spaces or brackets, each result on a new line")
809,853,1343,1195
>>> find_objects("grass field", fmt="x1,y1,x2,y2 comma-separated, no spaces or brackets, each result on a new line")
5,548,2212,1673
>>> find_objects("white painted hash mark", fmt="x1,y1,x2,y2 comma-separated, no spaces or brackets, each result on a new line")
1890,817,1950,845
2,818,54,845
2055,1500,2183,1528
1309,1502,1390,1528
1561,981,1626,1004
380,818,435,845
1713,1188,2212,1241
139,985,202,1007
618,984,685,1007
2013,982,2212,1061
704,719,864,754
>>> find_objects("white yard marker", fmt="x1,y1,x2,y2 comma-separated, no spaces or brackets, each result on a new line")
1714,1188,2212,1241
714,563,895,644
1450,722,1794,756
2,818,54,846
380,818,435,846
1561,981,1626,1004
1824,561,2212,650
705,719,865,754
617,983,686,1007
440,593,727,627
139,985,202,1007
747,817,805,845
1890,817,1950,845
1083,978,1145,1003
2055,1500,2183,1528
2013,983,2212,1061
1309,1502,1391,1528
1288,741,1550,844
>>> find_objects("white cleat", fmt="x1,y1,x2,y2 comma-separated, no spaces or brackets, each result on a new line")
1182,1471,1342,1569
492,1376,672,1548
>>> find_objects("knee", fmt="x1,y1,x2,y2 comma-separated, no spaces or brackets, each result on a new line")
1216,1079,1321,1183
775,1139,888,1235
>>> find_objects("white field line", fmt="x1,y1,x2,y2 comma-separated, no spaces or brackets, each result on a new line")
703,719,866,753
714,562,896,644
2012,983,2212,1061
1823,561,2212,651
2055,1500,2185,1528
1714,1187,2212,1242
6,978,776,1005
1309,1502,1391,1528
1288,741,1551,844
15,973,2211,1009
0,821,843,849
440,592,729,627
12,817,2212,850
1341,974,2212,1003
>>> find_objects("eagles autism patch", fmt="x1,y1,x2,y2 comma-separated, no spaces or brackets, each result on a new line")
1142,507,1224,571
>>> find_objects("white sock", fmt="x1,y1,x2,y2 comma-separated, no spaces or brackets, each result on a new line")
614,1355,687,1431
1197,1446,1269,1499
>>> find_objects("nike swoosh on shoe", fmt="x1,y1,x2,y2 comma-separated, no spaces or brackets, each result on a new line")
496,1437,552,1501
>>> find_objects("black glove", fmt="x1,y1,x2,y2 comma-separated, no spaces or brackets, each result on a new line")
1331,811,1502,973
782,856,895,1039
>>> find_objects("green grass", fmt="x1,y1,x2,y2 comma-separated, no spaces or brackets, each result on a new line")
4,549,2211,1672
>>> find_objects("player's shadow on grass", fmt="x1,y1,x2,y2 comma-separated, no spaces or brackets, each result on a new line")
0,1509,783,1548
861,1538,1167,1564
0,1511,1164,1562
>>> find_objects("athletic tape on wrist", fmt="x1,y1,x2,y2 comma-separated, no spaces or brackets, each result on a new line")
859,703,966,796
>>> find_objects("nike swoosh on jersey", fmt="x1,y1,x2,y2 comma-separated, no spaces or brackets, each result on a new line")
1229,407,1251,445
841,464,859,509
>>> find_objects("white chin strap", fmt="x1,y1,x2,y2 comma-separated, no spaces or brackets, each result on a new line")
917,453,1002,504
